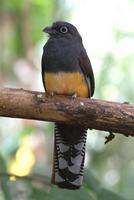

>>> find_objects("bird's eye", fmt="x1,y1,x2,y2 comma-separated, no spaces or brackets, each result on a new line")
60,26,68,33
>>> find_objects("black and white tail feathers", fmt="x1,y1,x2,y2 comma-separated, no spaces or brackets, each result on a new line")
51,123,87,189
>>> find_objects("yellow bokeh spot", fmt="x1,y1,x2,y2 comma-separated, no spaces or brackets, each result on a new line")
9,143,35,176
9,176,16,181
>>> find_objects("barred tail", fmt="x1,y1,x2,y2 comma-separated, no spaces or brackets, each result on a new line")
51,123,87,189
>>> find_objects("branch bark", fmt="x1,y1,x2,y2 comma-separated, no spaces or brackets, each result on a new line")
0,88,134,136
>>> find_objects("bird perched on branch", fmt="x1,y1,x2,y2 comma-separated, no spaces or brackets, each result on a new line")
42,21,95,189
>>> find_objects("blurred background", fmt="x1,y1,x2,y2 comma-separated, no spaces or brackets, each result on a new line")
0,0,134,199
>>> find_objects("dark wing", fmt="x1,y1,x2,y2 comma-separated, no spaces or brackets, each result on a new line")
79,48,95,97
41,45,47,92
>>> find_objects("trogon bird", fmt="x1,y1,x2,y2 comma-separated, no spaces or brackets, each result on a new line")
42,21,95,189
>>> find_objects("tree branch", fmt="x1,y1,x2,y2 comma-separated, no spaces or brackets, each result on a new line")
0,88,134,136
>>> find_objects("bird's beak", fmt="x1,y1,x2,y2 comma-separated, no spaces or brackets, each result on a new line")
43,26,56,35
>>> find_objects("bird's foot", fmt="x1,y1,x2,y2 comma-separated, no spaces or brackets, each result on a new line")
49,92,55,97
72,93,77,99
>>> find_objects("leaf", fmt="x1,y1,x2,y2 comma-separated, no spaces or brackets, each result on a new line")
0,154,12,200
98,188,127,200
84,170,101,193
48,186,97,200
84,170,128,200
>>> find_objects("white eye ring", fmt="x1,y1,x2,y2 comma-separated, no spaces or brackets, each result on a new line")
60,26,68,33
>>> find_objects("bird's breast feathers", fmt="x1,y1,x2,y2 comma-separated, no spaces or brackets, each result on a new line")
44,71,89,97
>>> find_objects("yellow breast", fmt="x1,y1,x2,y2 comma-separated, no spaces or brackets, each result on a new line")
44,71,89,97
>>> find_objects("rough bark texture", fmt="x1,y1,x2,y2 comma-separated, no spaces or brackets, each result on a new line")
0,88,134,136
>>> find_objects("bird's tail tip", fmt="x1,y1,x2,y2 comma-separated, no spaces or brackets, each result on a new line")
57,182,80,190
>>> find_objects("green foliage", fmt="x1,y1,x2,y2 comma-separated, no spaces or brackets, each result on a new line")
0,171,127,200
0,154,12,200
84,170,127,200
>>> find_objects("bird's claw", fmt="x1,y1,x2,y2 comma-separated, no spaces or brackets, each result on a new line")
72,93,77,98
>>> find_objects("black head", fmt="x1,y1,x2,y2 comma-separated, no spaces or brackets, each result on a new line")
43,21,82,41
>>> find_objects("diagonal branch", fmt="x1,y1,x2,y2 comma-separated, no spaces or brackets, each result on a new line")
0,88,134,136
